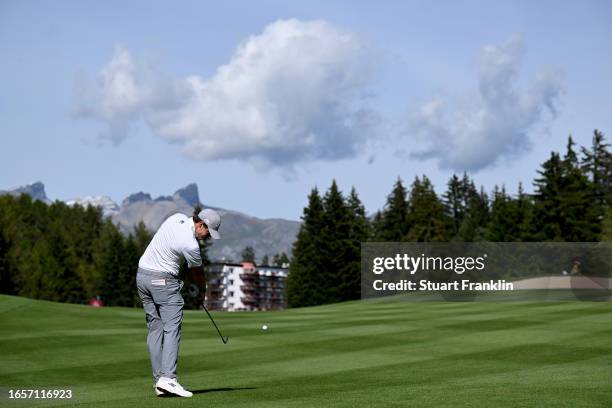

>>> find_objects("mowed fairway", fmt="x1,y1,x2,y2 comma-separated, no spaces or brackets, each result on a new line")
1,294,611,407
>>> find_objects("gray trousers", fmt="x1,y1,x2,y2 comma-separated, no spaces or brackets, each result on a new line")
136,268,184,382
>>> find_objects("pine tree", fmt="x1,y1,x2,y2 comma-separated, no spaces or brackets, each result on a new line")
347,187,372,243
242,246,255,263
73,205,104,299
20,240,63,301
406,176,450,241
320,181,352,303
458,172,475,223
487,186,515,241
48,202,87,303
581,129,612,205
287,188,325,307
261,254,269,266
133,221,152,257
117,235,139,306
560,136,603,240
443,174,463,236
95,219,127,306
532,153,564,240
456,176,490,241
371,210,383,239
486,184,533,241
533,137,602,241
515,182,536,241
277,252,290,266
375,178,410,240
342,187,372,300
476,186,491,237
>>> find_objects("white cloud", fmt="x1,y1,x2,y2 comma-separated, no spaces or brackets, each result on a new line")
73,45,190,145
404,35,564,172
75,20,378,169
152,19,377,168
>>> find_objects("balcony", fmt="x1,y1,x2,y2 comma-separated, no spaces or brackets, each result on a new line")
241,295,257,304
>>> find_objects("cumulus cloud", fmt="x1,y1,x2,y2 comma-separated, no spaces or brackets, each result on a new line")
404,35,564,171
75,20,378,170
152,19,377,168
73,45,140,144
74,45,189,145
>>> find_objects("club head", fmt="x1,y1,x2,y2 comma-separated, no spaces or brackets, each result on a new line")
222,336,229,344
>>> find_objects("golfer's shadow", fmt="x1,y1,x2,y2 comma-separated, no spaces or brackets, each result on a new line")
192,387,256,395
158,386,256,397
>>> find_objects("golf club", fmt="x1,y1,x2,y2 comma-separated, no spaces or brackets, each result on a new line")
202,303,229,344
195,242,228,344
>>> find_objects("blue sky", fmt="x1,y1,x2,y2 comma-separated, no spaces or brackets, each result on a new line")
1,0,610,220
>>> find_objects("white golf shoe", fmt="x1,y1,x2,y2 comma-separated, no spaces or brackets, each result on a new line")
154,385,166,397
155,377,193,398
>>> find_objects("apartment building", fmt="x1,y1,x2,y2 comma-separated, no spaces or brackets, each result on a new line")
203,261,288,311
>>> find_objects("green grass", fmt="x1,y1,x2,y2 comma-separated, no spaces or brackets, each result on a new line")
0,294,611,407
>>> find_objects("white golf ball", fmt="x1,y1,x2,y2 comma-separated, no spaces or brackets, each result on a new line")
261,324,268,331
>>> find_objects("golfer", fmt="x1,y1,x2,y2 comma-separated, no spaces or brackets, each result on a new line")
136,208,221,397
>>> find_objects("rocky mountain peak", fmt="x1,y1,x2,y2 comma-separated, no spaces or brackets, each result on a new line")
173,183,200,207
121,192,152,206
0,181,50,203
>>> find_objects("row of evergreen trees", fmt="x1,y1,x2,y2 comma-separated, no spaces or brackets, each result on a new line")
287,184,371,306
0,195,153,306
287,130,612,307
1,130,610,307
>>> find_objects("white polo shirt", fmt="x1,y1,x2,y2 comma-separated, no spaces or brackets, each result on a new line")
138,213,202,276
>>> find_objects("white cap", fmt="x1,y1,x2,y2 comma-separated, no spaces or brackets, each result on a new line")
198,208,221,239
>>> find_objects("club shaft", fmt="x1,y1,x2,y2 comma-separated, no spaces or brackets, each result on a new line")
202,304,228,343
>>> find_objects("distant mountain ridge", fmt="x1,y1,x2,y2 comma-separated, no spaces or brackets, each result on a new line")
65,196,120,216
1,182,300,262
0,182,51,204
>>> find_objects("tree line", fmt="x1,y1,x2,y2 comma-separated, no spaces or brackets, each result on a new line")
0,196,155,306
240,246,290,267
0,130,610,308
287,130,612,307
